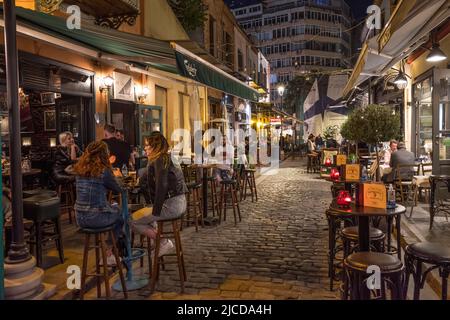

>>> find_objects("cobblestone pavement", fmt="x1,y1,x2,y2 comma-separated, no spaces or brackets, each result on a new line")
89,158,339,300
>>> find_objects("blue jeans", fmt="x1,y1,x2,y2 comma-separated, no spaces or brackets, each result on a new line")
76,206,124,244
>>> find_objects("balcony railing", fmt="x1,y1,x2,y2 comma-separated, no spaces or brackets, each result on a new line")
62,0,140,29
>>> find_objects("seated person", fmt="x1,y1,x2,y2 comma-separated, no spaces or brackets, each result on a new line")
382,142,415,183
52,131,82,185
381,140,398,169
74,141,124,265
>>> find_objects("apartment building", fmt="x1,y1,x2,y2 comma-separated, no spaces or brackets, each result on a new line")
228,0,353,110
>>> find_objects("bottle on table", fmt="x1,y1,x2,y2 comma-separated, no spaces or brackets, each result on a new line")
121,164,128,177
387,184,396,209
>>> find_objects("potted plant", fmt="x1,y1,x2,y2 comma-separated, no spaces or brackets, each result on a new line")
323,125,339,148
359,104,401,181
340,107,366,158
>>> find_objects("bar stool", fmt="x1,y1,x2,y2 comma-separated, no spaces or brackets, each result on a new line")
219,179,241,225
207,176,219,216
23,194,64,268
341,226,386,258
57,182,75,224
185,182,204,231
343,252,405,300
149,215,186,293
242,168,258,202
79,225,128,300
325,209,355,291
307,154,319,173
404,242,450,300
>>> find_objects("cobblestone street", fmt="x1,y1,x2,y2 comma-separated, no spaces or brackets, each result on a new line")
98,158,339,300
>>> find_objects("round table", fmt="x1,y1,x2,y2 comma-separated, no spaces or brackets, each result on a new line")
329,201,406,259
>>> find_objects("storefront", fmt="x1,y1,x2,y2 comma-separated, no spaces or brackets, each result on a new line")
410,68,450,174
0,50,95,182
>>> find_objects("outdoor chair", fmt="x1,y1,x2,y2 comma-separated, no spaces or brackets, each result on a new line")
393,163,420,204
404,242,450,300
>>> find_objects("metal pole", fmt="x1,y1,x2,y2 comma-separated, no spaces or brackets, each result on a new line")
3,0,30,263
0,135,4,299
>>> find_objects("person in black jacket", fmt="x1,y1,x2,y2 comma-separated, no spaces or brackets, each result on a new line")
130,132,188,257
52,131,82,185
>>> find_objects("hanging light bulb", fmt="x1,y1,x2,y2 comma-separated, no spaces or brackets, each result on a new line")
426,43,448,63
394,72,408,89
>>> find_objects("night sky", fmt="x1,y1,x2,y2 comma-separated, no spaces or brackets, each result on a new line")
225,0,373,20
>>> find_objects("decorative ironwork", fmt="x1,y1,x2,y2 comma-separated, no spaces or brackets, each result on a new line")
37,0,63,13
95,14,138,29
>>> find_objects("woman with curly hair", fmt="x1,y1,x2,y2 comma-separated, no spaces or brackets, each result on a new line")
74,141,123,264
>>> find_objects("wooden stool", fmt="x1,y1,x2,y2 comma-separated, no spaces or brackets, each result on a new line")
307,154,319,173
242,168,258,202
341,226,386,258
207,176,219,216
149,216,186,293
57,183,75,224
325,209,356,291
79,225,127,300
404,242,450,300
219,179,241,225
185,182,204,231
343,252,405,300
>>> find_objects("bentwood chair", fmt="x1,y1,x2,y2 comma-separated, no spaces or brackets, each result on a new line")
394,164,420,204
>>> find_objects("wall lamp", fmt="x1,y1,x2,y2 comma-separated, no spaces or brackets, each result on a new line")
135,85,150,103
99,75,114,93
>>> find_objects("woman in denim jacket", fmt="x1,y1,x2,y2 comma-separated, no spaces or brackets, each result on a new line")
73,141,123,264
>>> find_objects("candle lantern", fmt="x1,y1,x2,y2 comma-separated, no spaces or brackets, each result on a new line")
337,190,352,207
330,168,340,181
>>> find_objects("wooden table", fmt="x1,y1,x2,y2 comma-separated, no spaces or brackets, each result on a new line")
329,201,406,259
2,168,42,188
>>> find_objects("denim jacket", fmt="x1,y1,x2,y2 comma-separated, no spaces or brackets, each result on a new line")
75,168,122,214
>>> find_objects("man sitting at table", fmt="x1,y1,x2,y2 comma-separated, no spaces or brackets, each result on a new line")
382,140,398,168
382,142,415,183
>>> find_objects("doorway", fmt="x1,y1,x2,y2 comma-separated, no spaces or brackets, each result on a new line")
110,100,136,146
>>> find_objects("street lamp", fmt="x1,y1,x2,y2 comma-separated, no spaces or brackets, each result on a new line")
277,84,285,111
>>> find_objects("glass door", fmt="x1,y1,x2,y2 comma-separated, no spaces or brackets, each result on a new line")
136,104,162,148
432,69,450,175
413,77,433,160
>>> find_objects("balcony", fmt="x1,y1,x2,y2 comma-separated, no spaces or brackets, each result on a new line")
63,0,140,29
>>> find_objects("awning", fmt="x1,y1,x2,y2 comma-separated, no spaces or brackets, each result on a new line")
173,44,260,102
343,0,448,97
0,5,178,73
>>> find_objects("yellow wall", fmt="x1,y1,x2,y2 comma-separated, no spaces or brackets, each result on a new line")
142,0,189,40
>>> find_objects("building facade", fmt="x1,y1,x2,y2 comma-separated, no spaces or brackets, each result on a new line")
228,0,352,113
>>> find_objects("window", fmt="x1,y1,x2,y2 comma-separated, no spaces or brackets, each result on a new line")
209,16,215,56
237,49,243,71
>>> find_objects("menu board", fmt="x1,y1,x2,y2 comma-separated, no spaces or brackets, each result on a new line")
344,164,360,180
360,183,387,209
336,155,347,166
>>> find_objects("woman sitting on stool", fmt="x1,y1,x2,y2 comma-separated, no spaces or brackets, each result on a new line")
73,141,124,265
130,132,188,257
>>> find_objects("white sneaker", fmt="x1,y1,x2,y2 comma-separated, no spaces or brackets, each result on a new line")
157,239,174,257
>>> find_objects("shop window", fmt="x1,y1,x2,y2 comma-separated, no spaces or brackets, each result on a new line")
414,78,433,158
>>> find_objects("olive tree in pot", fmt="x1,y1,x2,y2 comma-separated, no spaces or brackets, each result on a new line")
340,108,366,161
359,104,401,181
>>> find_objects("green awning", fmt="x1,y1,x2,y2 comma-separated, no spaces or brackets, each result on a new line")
175,51,260,102
0,5,177,73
